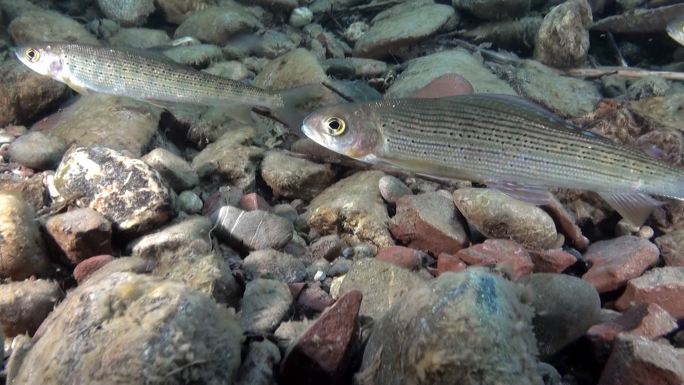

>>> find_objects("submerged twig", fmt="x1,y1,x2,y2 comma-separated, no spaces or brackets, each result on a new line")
563,66,684,81
606,32,628,67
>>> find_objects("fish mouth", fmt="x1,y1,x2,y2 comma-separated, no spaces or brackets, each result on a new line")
301,122,324,146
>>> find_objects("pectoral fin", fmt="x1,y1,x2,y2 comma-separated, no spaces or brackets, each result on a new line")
598,191,665,227
488,181,553,206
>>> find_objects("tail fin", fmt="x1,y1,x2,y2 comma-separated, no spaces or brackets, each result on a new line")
271,83,330,133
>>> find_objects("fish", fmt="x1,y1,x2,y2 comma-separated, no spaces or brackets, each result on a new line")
667,17,684,46
13,42,317,128
302,94,684,226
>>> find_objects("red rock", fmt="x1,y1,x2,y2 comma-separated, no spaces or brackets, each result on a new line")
239,192,270,211
411,73,474,98
296,283,335,314
587,303,678,343
389,191,468,256
655,230,684,267
597,335,684,385
73,255,114,284
615,267,684,318
543,195,590,251
529,248,577,273
280,290,362,385
307,235,342,262
455,239,534,280
582,236,659,293
45,208,112,265
436,253,467,275
376,246,422,270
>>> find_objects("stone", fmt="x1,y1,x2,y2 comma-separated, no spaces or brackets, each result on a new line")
542,194,589,250
240,278,293,335
261,151,335,201
353,2,456,59
456,239,534,279
280,290,362,385
155,0,214,24
655,230,684,266
436,252,468,275
411,73,475,98
534,0,592,68
0,279,62,337
7,272,244,385
378,174,412,204
108,27,171,49
8,131,67,170
582,236,659,293
358,269,542,385
290,7,313,27
8,10,99,45
213,206,294,251
636,129,684,167
306,170,392,248
453,188,558,250
390,191,469,256
178,190,203,213
163,43,223,67
323,58,388,78
73,255,114,284
97,0,155,26
616,267,684,318
129,215,212,258
452,0,530,21
521,273,601,358
235,339,282,385
252,31,297,59
627,76,670,101
0,193,51,280
54,146,175,234
587,303,678,343
0,60,69,126
203,60,251,81
174,5,261,45
296,283,335,314
528,248,577,273
597,335,684,385
307,234,343,262
239,192,270,211
243,249,307,283
337,258,426,319
376,246,423,271
0,172,48,212
45,208,113,265
141,148,198,192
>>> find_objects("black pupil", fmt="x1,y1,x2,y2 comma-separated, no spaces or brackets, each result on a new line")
28,50,35,59
328,119,340,130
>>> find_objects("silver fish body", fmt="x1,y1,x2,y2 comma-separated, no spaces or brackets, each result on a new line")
667,17,684,46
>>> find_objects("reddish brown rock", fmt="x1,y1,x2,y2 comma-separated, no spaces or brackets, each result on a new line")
239,192,271,211
615,267,684,318
296,283,335,314
73,255,115,284
45,208,113,265
0,279,63,336
529,248,577,273
376,246,422,271
389,191,468,256
455,239,534,280
436,253,467,275
306,235,342,262
587,303,678,343
280,290,362,385
411,74,474,98
543,195,589,251
597,335,684,385
582,236,659,293
655,230,684,267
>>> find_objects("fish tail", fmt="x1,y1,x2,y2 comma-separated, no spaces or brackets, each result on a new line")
272,83,328,132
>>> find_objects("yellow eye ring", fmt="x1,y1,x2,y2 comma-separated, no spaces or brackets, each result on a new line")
324,116,346,136
25,48,40,63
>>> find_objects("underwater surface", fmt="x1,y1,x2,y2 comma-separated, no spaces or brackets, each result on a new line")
0,0,684,384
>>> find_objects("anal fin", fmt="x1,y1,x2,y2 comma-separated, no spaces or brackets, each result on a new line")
488,181,553,206
598,191,665,227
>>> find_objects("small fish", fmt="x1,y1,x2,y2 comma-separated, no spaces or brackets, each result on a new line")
302,94,684,226
14,42,317,128
667,17,684,46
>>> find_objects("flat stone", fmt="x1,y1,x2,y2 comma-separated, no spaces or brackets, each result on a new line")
243,249,307,283
582,236,659,293
8,131,67,170
163,44,224,67
178,190,203,214
261,151,335,201
587,303,678,343
323,58,388,78
239,192,271,211
534,0,592,68
528,248,577,273
0,279,62,337
616,267,684,318
73,255,114,284
97,0,155,27
155,0,214,24
235,339,282,385
378,174,411,204
213,206,294,251
108,27,171,49
375,246,423,271
411,73,474,98
456,239,534,280
174,5,261,45
45,208,113,265
436,252,467,275
296,283,335,314
655,230,684,267
141,148,198,192
452,0,529,21
8,10,99,45
306,235,343,262
240,278,293,335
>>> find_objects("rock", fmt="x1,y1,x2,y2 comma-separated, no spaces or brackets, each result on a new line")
307,234,342,262
337,258,426,319
628,95,684,131
235,339,282,385
627,76,670,101
238,192,269,212
636,129,683,167
543,194,589,250
8,10,99,45
587,303,678,344
0,172,48,212
534,0,592,68
296,283,335,314
203,60,252,81
655,230,684,267
155,0,214,24
8,131,67,170
452,0,530,21
375,246,423,271
0,279,62,337
40,94,160,157
246,0,298,10
129,215,212,258
528,248,577,273
323,58,388,78
108,27,171,48
436,252,468,275
97,0,155,26
411,73,475,98
0,193,51,279
306,170,393,248
616,267,684,318
582,236,659,293
45,208,113,265
290,7,313,27
73,255,114,284
343,21,368,43
459,16,542,52
213,206,294,251
141,148,198,192
7,272,243,385
178,190,203,213
353,2,456,59
456,239,534,279
280,290,362,385
358,269,542,385
597,335,684,385
175,5,261,45
521,273,601,358
261,151,335,201
54,146,175,234
0,60,69,126
240,278,293,335
385,49,516,98
453,188,558,250
252,30,297,59
163,43,224,67
378,174,411,204
243,249,307,283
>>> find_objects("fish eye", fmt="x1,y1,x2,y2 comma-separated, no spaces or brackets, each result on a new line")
25,48,40,63
324,116,346,136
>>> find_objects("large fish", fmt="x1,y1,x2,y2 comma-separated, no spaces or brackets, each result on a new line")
302,94,684,226
14,42,316,128
667,17,684,46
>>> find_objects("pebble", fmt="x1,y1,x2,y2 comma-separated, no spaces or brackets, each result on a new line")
129,215,212,259
295,282,334,314
177,190,203,213
272,204,298,223
261,151,335,201
163,43,224,67
239,192,270,211
534,0,592,68
141,148,198,192
636,129,683,167
654,230,684,266
202,186,244,216
0,279,62,336
436,252,468,275
8,131,67,170
307,235,343,262
54,146,175,234
0,171,48,212
358,269,541,385
240,278,293,335
410,73,475,98
615,267,684,318
456,239,534,279
174,5,261,45
243,249,307,283
452,0,530,21
375,246,423,271
582,236,659,293
45,208,113,265
8,10,99,45
154,0,213,24
213,206,294,251
323,57,388,78
328,258,352,276
378,175,412,204
528,248,577,273
73,255,114,284
96,0,155,27
587,303,678,344
235,340,282,385
627,76,670,101
542,194,589,250
108,27,171,48
252,31,297,59
203,60,252,81
289,7,313,28
343,21,368,43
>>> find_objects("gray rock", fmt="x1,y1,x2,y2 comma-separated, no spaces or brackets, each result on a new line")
203,60,252,81
452,0,530,20
378,175,412,204
357,269,542,385
459,16,542,51
329,258,353,276
97,0,155,27
534,0,592,68
108,27,171,48
453,188,558,250
8,10,99,45
54,146,175,234
247,0,298,11
240,278,293,335
45,208,113,265
235,339,282,385
87,18,120,40
323,57,388,78
163,44,224,67
129,215,212,258
627,76,670,101
155,0,215,24
261,151,335,201
520,273,601,358
655,229,684,267
272,203,298,223
252,30,297,59
0,0,43,20
289,7,313,28
8,131,66,170
307,234,343,262
7,272,243,385
142,148,198,192
243,249,307,283
175,5,261,45
178,190,203,214
0,279,62,337
213,206,294,251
